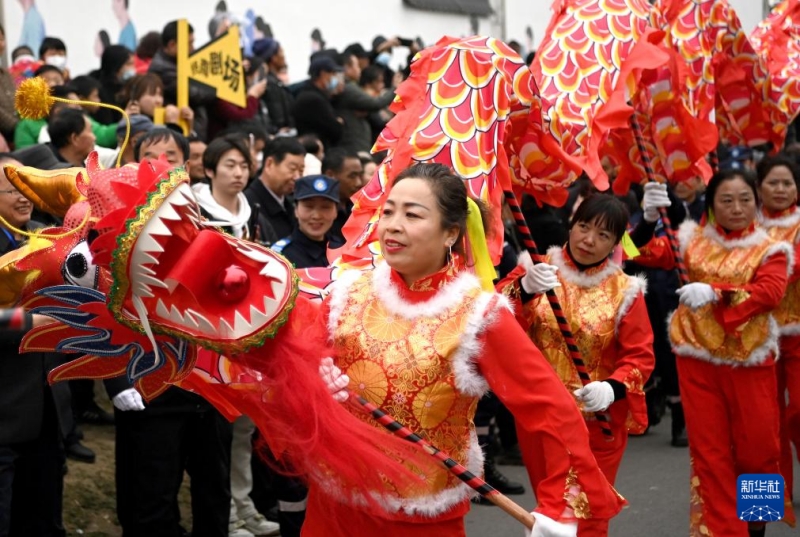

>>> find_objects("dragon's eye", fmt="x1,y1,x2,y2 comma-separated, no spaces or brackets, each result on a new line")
62,240,100,289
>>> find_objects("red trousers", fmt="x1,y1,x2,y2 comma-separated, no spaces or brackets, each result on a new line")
578,402,629,537
677,356,781,537
778,335,800,524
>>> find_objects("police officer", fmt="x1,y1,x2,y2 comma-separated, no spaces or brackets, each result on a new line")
271,175,343,268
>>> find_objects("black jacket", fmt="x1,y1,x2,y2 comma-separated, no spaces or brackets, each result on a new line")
273,228,343,269
292,81,343,150
244,179,296,244
262,71,295,133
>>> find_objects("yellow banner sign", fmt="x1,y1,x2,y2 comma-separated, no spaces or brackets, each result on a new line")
176,19,246,133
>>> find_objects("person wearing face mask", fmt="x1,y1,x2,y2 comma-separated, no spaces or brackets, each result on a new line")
292,56,344,150
635,169,792,537
756,155,800,518
38,36,69,80
89,45,136,125
499,194,656,537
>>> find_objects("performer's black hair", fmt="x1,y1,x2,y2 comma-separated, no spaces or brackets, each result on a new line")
570,193,629,244
756,154,800,194
705,168,758,219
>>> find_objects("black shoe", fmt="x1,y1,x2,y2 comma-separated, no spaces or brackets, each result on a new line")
748,525,766,537
65,441,96,463
484,459,525,495
670,402,689,448
496,444,524,466
78,405,115,426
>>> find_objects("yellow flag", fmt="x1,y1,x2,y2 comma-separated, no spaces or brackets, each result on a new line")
176,19,247,124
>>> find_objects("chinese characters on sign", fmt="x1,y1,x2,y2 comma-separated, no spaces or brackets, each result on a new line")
189,52,240,93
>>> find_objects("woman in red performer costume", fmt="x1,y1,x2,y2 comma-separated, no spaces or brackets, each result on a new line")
304,163,624,537
498,194,656,537
757,154,800,524
635,169,792,537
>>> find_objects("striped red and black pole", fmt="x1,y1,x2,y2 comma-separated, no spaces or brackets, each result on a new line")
350,391,535,530
503,190,615,439
629,116,691,286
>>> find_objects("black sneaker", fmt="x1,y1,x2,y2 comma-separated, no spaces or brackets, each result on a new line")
78,405,115,426
484,459,525,495
65,441,96,464
496,444,524,466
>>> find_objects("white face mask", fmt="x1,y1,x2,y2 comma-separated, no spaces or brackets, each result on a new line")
45,55,67,70
374,52,392,67
13,54,37,65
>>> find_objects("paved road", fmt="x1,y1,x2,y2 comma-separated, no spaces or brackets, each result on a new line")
465,419,799,536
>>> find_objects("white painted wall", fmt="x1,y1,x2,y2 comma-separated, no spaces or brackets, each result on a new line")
0,0,774,82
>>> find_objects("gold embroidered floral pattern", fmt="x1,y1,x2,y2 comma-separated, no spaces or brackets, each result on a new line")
563,467,592,520
333,271,483,500
765,223,800,329
670,227,776,364
689,463,712,537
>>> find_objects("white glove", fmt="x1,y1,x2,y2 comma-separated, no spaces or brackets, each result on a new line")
573,381,615,412
529,512,578,537
676,282,718,309
519,251,560,295
320,357,350,403
112,388,145,411
642,182,671,223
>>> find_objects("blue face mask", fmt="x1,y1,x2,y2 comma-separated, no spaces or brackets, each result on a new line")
326,75,340,92
374,52,392,67
120,67,136,82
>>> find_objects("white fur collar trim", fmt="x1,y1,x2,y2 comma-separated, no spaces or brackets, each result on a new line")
677,220,698,255
615,275,647,336
451,293,511,397
759,209,800,230
371,262,482,320
702,224,769,250
668,312,780,367
326,269,364,340
547,246,620,288
764,241,795,279
779,323,800,337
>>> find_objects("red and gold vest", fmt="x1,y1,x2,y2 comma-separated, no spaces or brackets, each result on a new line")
525,247,647,427
761,208,800,334
328,263,503,516
670,222,783,366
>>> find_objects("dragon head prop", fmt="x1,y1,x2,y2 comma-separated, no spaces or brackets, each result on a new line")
88,156,298,355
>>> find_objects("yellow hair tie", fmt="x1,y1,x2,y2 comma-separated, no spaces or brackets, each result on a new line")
620,231,640,259
465,197,496,292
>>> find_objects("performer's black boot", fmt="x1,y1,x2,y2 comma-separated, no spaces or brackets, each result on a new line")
747,523,766,537
484,457,525,495
670,402,688,448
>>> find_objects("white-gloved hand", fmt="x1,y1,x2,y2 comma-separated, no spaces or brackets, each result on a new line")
320,357,350,403
529,512,578,537
676,282,718,309
573,381,615,412
519,251,560,295
642,182,672,223
112,388,145,411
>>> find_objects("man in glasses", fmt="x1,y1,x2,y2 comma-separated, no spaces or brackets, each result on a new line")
0,155,33,255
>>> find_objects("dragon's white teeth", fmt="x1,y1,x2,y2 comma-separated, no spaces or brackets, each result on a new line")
146,217,172,237
219,317,235,338
139,233,164,255
259,259,286,283
158,202,182,221
249,304,270,328
155,298,170,318
140,275,169,290
141,252,160,266
170,193,191,207
233,310,251,335
135,284,155,299
168,304,185,326
186,309,216,334
237,245,271,263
